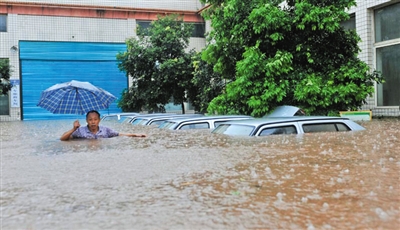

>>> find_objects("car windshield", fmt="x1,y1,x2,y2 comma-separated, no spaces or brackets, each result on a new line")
212,124,255,136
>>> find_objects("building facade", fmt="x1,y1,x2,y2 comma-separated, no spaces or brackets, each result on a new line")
0,0,206,121
0,0,399,121
349,0,400,117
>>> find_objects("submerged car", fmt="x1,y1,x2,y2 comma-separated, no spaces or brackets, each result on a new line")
100,112,141,121
212,116,365,136
126,113,176,124
135,114,205,126
159,115,253,130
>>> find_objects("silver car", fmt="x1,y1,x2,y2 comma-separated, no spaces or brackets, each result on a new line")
135,114,205,126
100,112,141,121
159,115,253,130
212,116,365,136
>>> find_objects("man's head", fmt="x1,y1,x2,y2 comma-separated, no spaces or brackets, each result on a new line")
86,110,101,131
86,110,101,119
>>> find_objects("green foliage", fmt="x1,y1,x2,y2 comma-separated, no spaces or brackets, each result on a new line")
201,0,383,116
117,14,195,113
189,52,226,113
0,59,13,95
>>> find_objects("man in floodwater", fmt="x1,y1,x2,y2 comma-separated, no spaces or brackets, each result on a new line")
60,110,147,141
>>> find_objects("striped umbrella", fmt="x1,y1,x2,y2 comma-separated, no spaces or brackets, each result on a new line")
37,80,117,115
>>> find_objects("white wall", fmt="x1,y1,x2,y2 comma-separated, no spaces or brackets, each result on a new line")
3,0,205,11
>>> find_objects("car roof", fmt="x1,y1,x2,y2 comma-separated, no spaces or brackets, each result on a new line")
145,114,204,121
131,113,177,119
163,115,252,123
219,116,350,125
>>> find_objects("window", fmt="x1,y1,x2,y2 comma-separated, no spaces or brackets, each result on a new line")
136,20,205,38
302,123,350,133
259,125,297,136
375,3,400,42
136,20,151,35
341,13,355,30
191,23,205,38
180,122,209,130
375,3,400,106
0,14,6,32
377,44,400,106
0,94,10,115
212,124,254,136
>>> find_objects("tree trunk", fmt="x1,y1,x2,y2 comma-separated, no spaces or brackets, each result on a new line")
181,101,185,114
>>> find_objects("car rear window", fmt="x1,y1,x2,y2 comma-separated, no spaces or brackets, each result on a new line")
302,123,350,133
259,125,297,136
212,124,254,136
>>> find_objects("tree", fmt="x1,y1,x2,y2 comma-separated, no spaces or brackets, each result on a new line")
201,0,383,117
0,59,13,95
189,52,226,113
117,14,195,114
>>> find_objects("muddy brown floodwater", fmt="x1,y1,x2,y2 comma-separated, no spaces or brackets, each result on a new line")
1,118,399,229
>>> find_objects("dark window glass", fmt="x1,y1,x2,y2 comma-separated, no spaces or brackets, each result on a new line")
341,13,355,30
0,94,10,115
136,20,205,38
336,123,350,132
191,23,205,38
302,123,350,133
0,14,6,32
180,122,209,130
377,44,400,106
375,3,400,42
259,125,297,136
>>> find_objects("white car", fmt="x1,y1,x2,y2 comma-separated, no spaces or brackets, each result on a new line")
212,116,365,136
159,115,253,130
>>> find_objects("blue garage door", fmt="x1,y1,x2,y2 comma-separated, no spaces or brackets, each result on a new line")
20,41,128,120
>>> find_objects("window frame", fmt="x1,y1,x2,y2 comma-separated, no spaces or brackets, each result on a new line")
255,122,299,136
135,20,205,38
300,122,351,134
373,3,400,108
258,125,298,136
178,121,210,130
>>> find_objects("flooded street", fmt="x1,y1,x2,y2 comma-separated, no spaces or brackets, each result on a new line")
1,119,399,229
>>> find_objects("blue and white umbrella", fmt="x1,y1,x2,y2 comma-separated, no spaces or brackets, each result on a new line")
37,80,117,115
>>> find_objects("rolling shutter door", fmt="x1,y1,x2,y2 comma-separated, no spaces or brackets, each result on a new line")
20,41,128,120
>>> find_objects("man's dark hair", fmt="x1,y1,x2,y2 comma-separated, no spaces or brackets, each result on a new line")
86,110,101,119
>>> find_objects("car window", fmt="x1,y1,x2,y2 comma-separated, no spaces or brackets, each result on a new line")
214,120,227,127
138,119,148,125
150,120,163,126
101,116,116,121
259,125,297,136
336,123,351,131
212,124,254,136
160,121,175,129
131,119,143,125
302,122,350,133
179,122,210,130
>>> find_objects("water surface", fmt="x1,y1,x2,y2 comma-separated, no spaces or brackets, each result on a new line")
1,119,399,229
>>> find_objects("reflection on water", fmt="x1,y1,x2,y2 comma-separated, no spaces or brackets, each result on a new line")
1,119,399,229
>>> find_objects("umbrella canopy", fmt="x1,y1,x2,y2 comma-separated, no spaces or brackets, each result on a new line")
37,80,117,115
